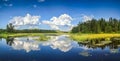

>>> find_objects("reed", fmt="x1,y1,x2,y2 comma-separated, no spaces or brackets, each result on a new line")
70,34,120,41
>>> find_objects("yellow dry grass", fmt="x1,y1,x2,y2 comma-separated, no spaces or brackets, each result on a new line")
70,34,120,41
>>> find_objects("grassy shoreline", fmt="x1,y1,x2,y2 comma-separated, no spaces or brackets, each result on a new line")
0,33,51,41
0,33,67,41
1,33,120,42
70,34,120,42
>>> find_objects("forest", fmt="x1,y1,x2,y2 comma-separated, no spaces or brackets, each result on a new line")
71,17,120,33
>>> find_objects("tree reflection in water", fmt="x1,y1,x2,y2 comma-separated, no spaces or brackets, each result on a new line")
6,36,14,46
77,37,120,55
78,37,120,50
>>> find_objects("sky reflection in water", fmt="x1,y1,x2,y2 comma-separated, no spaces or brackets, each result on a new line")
11,35,78,53
0,35,120,61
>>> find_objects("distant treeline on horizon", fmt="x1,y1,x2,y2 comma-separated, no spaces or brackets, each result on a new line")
0,29,58,33
0,27,67,33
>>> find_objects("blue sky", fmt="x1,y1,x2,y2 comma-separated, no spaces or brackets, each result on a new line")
0,0,120,31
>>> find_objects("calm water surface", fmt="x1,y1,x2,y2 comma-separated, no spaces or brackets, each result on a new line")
0,35,120,61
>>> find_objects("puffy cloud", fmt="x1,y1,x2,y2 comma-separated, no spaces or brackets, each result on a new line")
9,13,41,28
42,14,74,31
81,14,94,22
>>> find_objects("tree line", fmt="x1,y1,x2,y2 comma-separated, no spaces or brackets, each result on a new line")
0,23,57,33
71,17,120,33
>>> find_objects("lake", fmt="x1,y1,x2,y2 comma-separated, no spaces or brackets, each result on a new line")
0,35,120,61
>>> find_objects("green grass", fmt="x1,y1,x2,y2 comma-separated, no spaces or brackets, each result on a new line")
35,35,50,41
0,33,51,41
0,33,41,38
70,34,120,42
70,33,120,46
0,33,67,41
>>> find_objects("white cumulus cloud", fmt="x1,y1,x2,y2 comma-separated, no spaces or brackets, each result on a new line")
9,13,41,28
42,14,74,31
81,14,94,22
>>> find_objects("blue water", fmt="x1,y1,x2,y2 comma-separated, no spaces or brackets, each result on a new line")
0,35,120,61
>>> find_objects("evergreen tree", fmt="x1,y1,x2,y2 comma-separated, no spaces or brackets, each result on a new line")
71,17,120,33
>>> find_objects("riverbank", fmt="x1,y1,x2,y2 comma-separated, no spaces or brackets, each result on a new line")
0,33,67,41
1,33,120,42
0,33,49,41
70,34,120,42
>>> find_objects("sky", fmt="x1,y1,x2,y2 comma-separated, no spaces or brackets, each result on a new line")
0,0,120,31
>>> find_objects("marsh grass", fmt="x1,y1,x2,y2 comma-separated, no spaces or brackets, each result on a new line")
70,34,120,41
35,35,50,41
0,33,66,41
0,33,51,40
70,34,120,47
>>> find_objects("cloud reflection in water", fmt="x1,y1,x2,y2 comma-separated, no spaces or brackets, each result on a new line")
11,37,40,53
42,35,75,52
10,35,88,53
